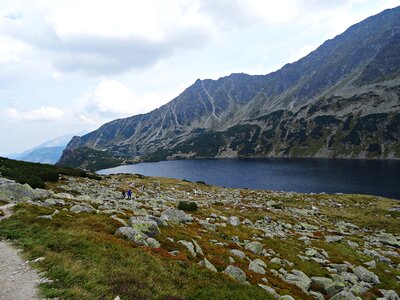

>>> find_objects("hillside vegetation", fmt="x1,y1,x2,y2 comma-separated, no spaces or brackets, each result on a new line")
0,157,99,188
0,167,399,299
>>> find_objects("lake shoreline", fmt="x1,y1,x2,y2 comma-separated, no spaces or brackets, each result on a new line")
98,158,400,200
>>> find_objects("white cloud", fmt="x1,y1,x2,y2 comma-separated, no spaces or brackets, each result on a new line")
76,79,180,126
1,0,213,75
5,106,64,121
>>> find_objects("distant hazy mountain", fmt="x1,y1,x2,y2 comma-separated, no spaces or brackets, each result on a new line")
60,7,400,170
11,133,81,164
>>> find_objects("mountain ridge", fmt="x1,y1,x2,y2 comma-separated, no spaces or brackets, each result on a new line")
59,6,400,170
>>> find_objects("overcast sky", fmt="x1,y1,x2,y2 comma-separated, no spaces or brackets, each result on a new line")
0,0,398,155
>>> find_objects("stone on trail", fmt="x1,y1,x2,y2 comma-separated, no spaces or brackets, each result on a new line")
223,265,246,282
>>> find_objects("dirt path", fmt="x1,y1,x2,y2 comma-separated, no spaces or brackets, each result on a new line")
0,204,42,300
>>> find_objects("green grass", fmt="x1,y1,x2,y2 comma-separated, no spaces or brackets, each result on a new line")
0,204,272,300
0,156,99,189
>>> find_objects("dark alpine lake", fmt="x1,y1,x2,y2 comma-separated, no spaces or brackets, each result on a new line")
98,158,400,200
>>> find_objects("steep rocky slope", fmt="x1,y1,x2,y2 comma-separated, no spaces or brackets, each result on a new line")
60,7,400,170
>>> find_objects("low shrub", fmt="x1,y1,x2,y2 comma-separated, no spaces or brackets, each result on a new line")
177,201,198,211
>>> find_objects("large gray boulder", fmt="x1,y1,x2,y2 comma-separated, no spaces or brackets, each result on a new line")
353,266,380,285
129,215,160,237
284,270,311,292
0,182,39,202
223,265,246,282
160,208,193,224
115,227,148,246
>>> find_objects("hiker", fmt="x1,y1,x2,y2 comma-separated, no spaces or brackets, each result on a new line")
127,189,132,200
121,190,126,199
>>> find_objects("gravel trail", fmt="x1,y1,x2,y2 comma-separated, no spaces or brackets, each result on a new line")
0,204,41,300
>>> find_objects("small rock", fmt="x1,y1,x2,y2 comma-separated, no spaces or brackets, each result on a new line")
115,227,148,246
249,259,267,274
160,208,192,224
310,276,344,297
325,236,344,243
129,215,160,237
329,290,360,300
353,266,380,285
178,240,196,257
364,260,376,269
192,239,204,256
199,258,217,272
228,216,240,226
230,249,246,258
258,284,279,299
244,241,263,255
270,257,282,265
70,204,94,213
378,289,399,300
347,240,359,249
284,270,311,292
146,237,160,248
223,265,246,282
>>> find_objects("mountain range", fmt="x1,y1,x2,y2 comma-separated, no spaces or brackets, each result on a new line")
59,7,400,171
9,133,79,165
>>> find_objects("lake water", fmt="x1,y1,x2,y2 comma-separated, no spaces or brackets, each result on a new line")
98,158,400,200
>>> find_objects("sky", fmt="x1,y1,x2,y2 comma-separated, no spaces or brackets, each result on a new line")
0,0,398,155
